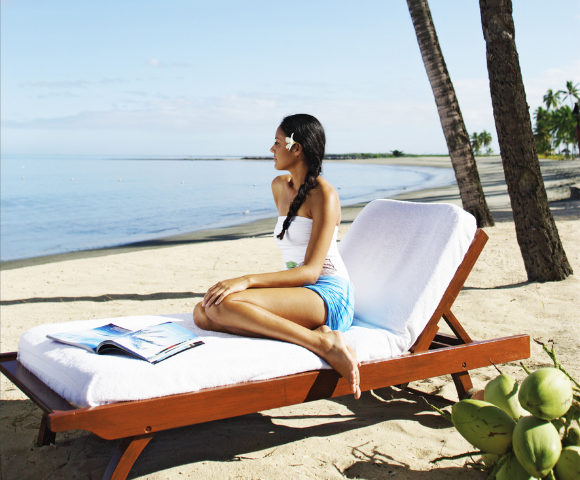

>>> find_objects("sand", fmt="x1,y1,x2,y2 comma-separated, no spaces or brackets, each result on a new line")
1,156,579,479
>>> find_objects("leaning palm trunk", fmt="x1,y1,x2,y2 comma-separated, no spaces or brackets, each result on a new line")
407,0,494,228
479,0,572,281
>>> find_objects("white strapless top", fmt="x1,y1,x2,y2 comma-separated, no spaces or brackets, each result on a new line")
273,216,350,280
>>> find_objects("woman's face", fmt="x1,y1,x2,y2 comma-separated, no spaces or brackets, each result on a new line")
270,126,301,171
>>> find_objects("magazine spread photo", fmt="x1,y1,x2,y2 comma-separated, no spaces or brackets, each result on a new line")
47,322,204,364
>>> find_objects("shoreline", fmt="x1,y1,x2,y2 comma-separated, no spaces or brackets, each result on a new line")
2,156,579,271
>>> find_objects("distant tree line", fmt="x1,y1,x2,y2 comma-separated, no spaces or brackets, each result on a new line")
325,150,405,159
533,81,579,157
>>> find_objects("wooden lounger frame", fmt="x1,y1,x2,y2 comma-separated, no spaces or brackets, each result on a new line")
0,229,530,480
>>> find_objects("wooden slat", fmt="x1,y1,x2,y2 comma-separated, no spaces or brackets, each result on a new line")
443,310,472,344
428,341,452,350
433,333,463,346
0,353,75,413
47,334,529,440
411,229,488,353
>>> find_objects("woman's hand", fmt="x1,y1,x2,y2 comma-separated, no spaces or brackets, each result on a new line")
202,276,250,308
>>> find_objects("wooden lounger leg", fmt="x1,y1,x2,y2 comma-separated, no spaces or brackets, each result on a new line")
103,433,155,480
451,371,477,400
37,413,56,447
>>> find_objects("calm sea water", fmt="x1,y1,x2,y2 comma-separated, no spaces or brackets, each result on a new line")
1,155,454,261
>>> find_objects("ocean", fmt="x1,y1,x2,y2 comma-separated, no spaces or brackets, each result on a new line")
1,155,455,262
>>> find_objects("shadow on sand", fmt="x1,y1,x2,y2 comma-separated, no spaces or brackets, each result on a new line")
0,388,482,479
0,292,205,306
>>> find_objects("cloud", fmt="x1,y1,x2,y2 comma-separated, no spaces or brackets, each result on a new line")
453,78,495,125
21,80,90,88
20,78,126,89
146,58,192,68
99,77,126,84
524,59,580,109
34,91,80,99
1,91,451,154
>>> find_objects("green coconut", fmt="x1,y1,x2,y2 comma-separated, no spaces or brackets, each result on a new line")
555,446,580,480
566,425,580,447
519,368,573,421
513,416,562,478
481,453,499,467
485,373,528,420
496,454,539,480
451,399,515,455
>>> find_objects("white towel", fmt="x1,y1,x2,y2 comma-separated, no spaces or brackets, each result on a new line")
18,313,402,407
339,199,477,353
17,200,477,407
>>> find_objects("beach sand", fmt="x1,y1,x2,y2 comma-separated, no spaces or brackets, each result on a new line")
1,156,579,479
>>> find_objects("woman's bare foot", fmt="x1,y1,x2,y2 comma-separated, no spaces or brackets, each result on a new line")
319,330,361,399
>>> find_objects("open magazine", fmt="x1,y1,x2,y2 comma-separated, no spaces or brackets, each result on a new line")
47,322,204,364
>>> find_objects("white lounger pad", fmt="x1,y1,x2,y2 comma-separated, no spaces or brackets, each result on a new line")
339,200,477,352
18,313,404,407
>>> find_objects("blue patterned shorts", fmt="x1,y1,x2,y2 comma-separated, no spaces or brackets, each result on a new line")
303,275,355,332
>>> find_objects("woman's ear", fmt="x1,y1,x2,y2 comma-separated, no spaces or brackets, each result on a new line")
293,142,303,156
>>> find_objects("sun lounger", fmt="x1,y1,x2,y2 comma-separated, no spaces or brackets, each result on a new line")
0,200,530,480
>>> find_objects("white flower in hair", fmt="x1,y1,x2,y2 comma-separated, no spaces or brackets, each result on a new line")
285,133,296,151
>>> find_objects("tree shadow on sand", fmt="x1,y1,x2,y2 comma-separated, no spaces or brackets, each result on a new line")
0,292,205,306
492,198,579,223
342,446,486,479
461,282,529,291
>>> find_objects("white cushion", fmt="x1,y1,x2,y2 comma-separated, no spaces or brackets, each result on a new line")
339,199,477,354
18,314,404,407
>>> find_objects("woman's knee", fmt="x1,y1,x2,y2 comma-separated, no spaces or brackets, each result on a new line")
205,295,239,324
193,302,213,330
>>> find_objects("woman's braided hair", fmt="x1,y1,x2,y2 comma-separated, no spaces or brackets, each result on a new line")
276,114,326,240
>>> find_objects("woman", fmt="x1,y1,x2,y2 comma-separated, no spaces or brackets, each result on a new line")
193,114,360,398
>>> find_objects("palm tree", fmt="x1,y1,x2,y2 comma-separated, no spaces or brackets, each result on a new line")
407,0,494,228
470,132,482,155
551,105,576,155
533,106,553,155
574,102,580,155
479,130,492,151
542,89,561,111
558,80,579,109
479,0,572,281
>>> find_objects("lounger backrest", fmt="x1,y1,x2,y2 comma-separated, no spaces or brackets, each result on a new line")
338,199,477,351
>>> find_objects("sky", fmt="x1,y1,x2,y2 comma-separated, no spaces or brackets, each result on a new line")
2,0,579,157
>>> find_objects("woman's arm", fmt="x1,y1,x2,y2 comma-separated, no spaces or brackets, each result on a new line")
202,182,340,307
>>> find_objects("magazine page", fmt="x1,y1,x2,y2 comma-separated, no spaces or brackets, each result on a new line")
47,323,131,353
99,322,203,363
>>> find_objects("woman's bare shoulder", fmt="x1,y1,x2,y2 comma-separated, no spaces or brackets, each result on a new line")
271,174,292,188
271,174,292,194
312,176,339,202
307,177,340,221
271,174,292,207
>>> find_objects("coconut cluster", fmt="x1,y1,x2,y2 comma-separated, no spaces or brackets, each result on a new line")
450,367,579,479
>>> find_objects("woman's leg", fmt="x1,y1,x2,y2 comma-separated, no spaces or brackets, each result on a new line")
194,287,327,335
193,288,360,398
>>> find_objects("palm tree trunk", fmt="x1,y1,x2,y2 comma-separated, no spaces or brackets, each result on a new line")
479,0,572,281
407,0,494,228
